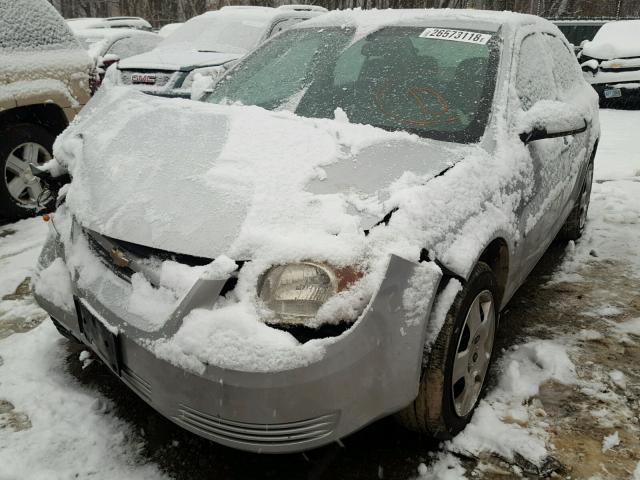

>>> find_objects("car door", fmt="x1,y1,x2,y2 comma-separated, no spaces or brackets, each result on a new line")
541,32,591,229
513,30,566,279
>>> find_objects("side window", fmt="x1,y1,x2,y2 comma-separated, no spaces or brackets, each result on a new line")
516,33,557,110
269,18,303,37
542,34,583,93
106,36,161,59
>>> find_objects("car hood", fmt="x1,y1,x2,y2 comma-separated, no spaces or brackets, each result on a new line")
118,48,241,71
57,87,467,260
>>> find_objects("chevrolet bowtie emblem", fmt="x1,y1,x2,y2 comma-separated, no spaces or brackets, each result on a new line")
110,248,130,268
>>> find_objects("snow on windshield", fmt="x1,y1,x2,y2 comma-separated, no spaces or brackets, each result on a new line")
0,0,80,51
582,20,640,59
158,10,270,55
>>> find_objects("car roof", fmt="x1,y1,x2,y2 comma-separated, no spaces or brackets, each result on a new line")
297,8,548,32
66,16,152,30
74,28,156,39
551,19,609,25
200,5,326,23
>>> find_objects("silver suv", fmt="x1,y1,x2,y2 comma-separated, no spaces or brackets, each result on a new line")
0,0,93,221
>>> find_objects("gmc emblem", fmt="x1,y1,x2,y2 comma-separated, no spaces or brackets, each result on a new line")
131,73,157,84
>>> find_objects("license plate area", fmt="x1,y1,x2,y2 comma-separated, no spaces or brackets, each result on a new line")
604,88,622,98
75,299,121,374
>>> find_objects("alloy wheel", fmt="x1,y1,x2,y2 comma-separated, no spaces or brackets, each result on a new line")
4,142,50,206
451,289,496,417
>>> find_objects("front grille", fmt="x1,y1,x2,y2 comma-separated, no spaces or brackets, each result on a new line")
174,405,338,447
83,228,212,283
600,66,640,73
120,69,175,87
84,230,136,281
82,228,241,297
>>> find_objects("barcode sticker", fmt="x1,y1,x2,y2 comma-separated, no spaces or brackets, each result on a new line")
419,28,492,45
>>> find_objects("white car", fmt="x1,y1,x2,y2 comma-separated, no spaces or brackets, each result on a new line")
67,16,152,32
116,5,327,98
580,20,640,105
158,22,184,38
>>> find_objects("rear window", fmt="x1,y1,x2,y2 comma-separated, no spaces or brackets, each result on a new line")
0,0,80,51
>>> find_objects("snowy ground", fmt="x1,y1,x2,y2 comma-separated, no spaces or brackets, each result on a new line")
0,108,639,480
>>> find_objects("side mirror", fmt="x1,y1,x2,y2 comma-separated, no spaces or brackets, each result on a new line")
518,100,588,145
100,54,120,69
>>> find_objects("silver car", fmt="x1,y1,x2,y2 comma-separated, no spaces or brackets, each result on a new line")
34,9,599,453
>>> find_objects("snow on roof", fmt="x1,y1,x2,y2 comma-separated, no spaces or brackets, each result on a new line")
74,27,151,40
66,16,151,32
1,0,81,52
300,8,546,31
582,20,640,59
204,5,316,22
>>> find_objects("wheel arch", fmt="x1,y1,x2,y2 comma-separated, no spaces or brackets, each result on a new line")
476,237,510,308
0,104,69,137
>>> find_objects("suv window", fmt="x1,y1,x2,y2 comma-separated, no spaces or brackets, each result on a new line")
516,33,557,110
269,18,304,37
542,33,583,93
0,0,79,51
106,35,162,59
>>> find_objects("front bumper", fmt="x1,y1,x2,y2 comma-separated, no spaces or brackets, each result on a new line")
34,232,442,453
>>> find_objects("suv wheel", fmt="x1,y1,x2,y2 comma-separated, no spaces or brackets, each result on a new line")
397,262,498,438
0,124,55,221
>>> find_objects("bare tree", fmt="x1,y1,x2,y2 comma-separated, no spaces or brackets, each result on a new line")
50,0,639,26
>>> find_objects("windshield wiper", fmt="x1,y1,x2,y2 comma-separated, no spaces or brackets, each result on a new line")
197,49,221,53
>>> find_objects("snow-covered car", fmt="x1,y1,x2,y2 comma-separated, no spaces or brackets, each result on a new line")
0,0,93,221
157,22,184,38
75,28,161,62
66,16,153,32
33,9,599,453
580,20,640,105
115,5,328,98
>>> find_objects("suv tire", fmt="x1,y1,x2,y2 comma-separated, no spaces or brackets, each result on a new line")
0,123,55,221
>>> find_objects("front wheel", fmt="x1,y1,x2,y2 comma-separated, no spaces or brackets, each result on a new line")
397,262,498,438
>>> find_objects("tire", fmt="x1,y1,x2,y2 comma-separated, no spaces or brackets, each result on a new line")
396,262,498,439
560,160,594,241
0,124,55,221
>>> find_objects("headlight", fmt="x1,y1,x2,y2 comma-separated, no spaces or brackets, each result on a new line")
258,262,361,325
181,66,225,90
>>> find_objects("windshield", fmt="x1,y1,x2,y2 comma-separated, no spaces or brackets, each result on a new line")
158,13,268,55
207,26,500,143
